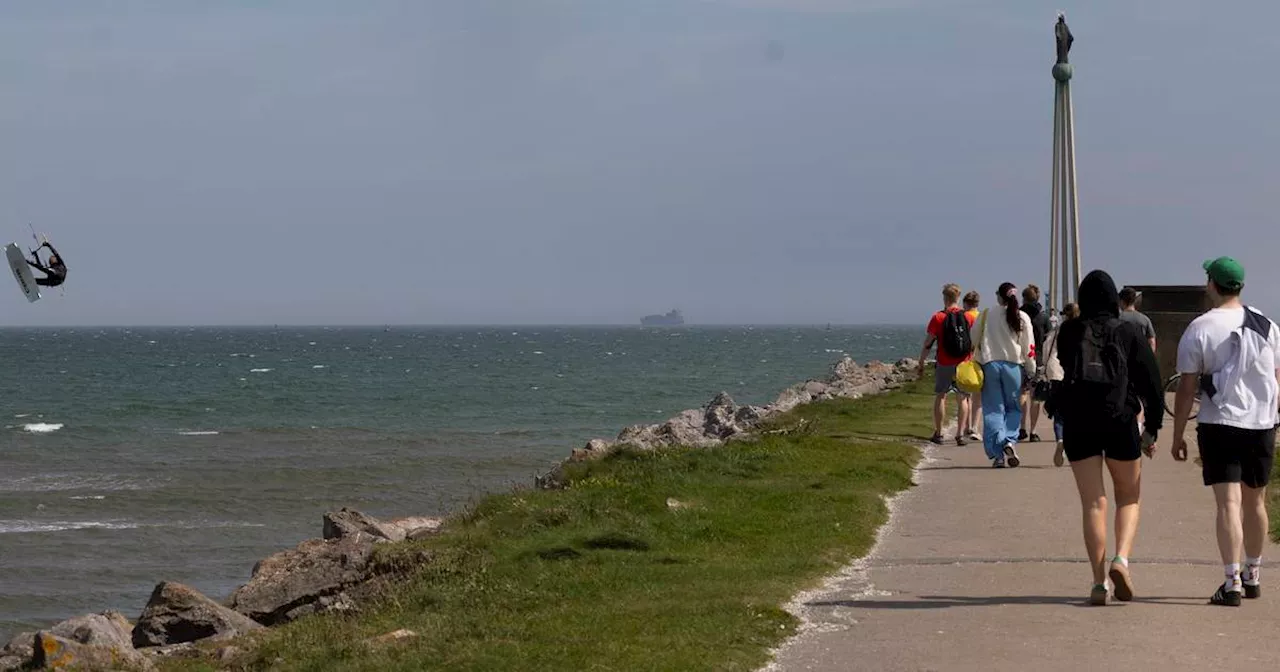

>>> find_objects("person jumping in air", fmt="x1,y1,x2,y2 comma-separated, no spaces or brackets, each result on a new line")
28,241,67,287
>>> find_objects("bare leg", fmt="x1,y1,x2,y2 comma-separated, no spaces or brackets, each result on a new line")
969,396,982,435
1019,392,1031,433
1107,457,1142,561
1029,402,1042,436
1213,483,1244,569
1243,484,1269,561
932,393,946,437
957,394,971,436
1071,456,1108,586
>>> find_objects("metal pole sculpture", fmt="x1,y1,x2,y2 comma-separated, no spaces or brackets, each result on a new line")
1049,13,1081,313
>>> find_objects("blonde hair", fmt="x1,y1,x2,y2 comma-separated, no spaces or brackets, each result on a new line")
962,290,980,310
1022,284,1042,304
942,283,962,304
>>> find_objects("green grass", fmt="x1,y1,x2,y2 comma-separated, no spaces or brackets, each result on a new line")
167,379,934,672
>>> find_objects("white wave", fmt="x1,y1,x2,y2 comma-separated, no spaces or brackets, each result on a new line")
23,423,63,434
178,431,219,436
249,368,272,373
533,351,544,355
0,474,149,493
0,520,140,534
13,413,29,418
69,495,106,500
312,365,326,369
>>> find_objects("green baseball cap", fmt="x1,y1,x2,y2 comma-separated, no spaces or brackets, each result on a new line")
1203,256,1245,291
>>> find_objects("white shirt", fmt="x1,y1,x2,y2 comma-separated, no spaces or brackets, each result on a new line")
1176,306,1280,430
972,307,1037,377
1042,327,1064,382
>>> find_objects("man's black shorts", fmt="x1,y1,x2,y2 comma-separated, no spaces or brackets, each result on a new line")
1063,418,1142,463
1197,423,1277,488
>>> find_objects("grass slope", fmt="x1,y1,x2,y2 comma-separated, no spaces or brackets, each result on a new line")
171,380,934,672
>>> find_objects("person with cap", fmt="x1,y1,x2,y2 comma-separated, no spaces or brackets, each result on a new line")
1172,256,1280,607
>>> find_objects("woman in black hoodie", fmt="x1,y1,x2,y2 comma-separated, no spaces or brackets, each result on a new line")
1053,269,1163,605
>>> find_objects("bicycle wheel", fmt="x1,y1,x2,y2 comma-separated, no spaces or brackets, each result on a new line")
1163,374,1199,420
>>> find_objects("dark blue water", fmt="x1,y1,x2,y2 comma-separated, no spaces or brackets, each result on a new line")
0,325,916,637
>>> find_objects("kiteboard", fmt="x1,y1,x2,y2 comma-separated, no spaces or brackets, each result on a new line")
5,243,41,303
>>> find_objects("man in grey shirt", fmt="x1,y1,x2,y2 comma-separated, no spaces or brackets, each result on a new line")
1119,287,1157,354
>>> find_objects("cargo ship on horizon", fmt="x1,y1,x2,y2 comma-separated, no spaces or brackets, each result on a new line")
640,309,685,326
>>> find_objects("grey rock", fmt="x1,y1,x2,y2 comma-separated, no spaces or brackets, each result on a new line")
802,380,830,397
734,405,766,426
616,423,661,449
832,356,862,381
386,516,444,540
133,581,263,648
703,392,740,439
323,508,405,543
228,535,375,626
771,386,813,414
570,438,614,461
657,409,717,448
1,631,33,663
0,655,24,672
34,619,152,670
50,611,135,652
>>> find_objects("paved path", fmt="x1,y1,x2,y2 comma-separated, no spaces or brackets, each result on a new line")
767,426,1280,672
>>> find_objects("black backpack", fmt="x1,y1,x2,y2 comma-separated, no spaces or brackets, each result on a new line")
1066,317,1129,419
939,310,973,359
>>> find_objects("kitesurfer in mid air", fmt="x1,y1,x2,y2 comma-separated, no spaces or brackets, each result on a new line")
28,241,66,287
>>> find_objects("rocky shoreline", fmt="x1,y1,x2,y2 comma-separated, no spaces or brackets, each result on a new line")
0,356,918,671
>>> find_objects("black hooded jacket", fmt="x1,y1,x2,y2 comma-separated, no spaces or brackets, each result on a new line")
1054,270,1163,435
1021,301,1051,365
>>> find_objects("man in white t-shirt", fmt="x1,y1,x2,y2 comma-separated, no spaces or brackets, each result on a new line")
1172,256,1280,607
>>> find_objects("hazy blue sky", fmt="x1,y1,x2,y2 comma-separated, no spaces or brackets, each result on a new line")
1,1,1275,325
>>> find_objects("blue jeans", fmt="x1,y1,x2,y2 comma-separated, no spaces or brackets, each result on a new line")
981,361,1023,460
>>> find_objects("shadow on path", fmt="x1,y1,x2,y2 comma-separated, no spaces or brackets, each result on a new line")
807,594,1206,610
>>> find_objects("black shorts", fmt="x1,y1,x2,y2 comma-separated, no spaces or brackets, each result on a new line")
1196,423,1277,488
1062,418,1141,463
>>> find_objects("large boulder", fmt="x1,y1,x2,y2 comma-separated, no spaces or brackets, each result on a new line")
655,409,717,448
615,423,661,450
384,516,444,541
33,611,150,670
570,438,614,462
228,534,375,626
771,385,813,414
0,631,34,669
703,392,740,439
132,581,263,648
323,508,405,543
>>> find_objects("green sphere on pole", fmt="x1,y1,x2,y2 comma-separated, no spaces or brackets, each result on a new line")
1052,63,1074,82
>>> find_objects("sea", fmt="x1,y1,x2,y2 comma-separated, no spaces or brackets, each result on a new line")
0,325,917,638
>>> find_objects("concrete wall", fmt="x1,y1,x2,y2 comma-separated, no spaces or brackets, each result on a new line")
1130,285,1208,379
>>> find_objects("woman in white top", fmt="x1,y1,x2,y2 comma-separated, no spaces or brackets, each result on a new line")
1040,302,1079,467
971,282,1037,468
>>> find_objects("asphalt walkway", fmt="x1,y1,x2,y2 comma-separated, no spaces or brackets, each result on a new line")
767,424,1280,671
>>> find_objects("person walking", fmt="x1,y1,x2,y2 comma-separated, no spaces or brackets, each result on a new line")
1120,287,1158,430
1054,270,1163,605
963,291,983,442
971,282,1036,468
917,284,976,445
1020,285,1052,443
1041,302,1080,467
1171,257,1280,606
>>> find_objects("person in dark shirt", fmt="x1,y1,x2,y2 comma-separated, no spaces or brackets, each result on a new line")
1019,285,1052,442
28,241,67,287
1052,269,1162,606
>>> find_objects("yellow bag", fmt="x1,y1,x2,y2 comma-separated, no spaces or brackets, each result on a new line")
955,360,984,394
954,309,987,394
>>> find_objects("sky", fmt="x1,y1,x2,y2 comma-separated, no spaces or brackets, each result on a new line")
1,0,1276,326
